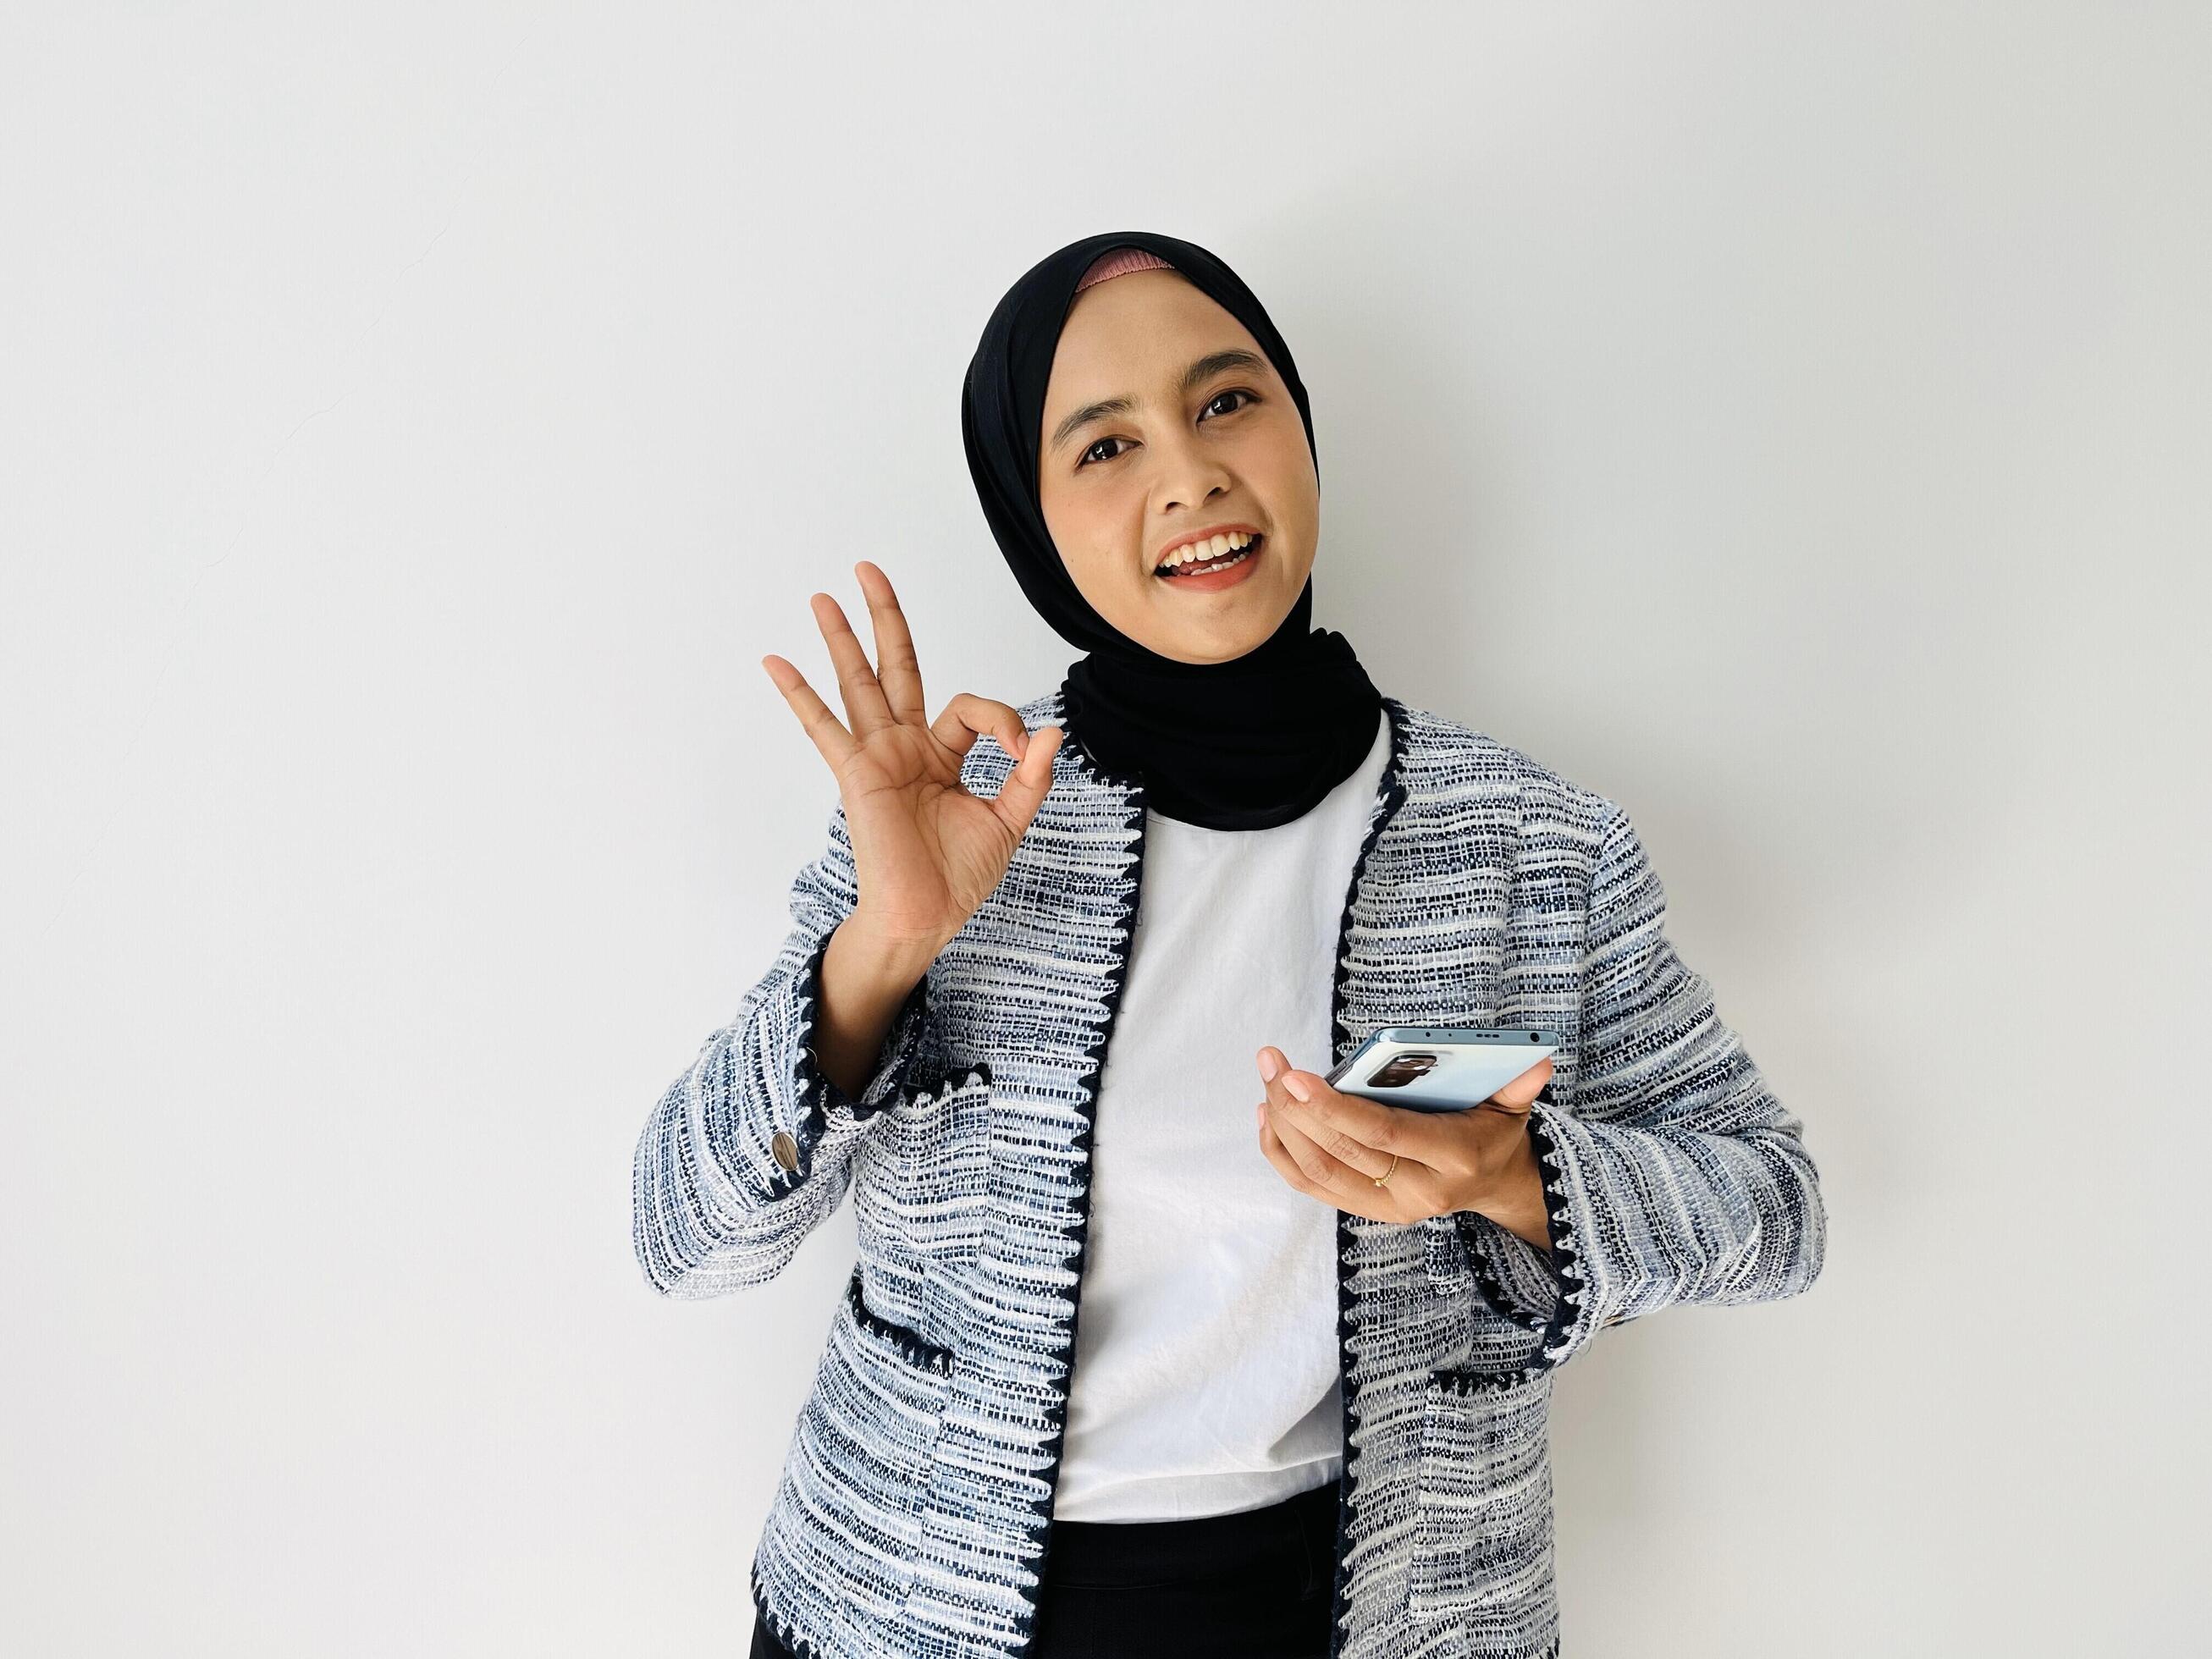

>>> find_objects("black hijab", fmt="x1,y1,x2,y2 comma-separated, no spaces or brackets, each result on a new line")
960,229,1382,831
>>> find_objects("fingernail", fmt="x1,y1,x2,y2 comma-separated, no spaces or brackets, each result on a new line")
1257,1050,1279,1083
1255,1100,1266,1128
1283,1073,1311,1102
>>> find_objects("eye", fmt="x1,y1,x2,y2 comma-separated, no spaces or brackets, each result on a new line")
1070,389,1265,469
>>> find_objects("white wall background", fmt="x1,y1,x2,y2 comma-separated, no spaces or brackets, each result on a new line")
4,4,2204,1654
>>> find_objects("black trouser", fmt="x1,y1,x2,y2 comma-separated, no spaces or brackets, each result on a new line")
749,1474,1342,1658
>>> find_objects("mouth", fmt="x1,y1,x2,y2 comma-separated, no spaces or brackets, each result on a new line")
1154,530,1264,587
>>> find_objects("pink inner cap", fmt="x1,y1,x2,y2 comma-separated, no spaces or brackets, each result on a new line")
1074,247,1177,293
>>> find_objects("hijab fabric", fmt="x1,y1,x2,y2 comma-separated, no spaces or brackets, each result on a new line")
960,230,1382,831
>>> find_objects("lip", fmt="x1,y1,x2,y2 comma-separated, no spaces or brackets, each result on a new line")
1152,522,1265,570
1153,531,1264,593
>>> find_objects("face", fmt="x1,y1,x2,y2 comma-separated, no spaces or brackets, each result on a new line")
1036,270,1319,664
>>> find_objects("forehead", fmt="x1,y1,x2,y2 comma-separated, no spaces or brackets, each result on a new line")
1044,272,1267,400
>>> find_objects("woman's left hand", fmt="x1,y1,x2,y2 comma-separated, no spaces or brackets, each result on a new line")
1253,1046,1554,1242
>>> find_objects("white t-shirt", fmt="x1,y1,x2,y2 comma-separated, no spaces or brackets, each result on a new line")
1051,707,1393,1523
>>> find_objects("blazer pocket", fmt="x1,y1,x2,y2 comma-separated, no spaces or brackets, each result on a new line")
863,1061,996,1285
1407,1365,1555,1620
774,1265,956,1611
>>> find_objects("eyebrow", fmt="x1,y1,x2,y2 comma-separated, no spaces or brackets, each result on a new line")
1046,348,1270,453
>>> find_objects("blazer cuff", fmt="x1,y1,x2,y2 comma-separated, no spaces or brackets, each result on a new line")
1456,1206,1566,1334
1454,1100,1620,1375
753,930,932,1203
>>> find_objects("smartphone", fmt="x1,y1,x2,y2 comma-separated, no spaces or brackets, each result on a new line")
1324,1026,1562,1113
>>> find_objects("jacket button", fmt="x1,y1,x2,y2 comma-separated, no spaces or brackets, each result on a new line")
770,1131,800,1172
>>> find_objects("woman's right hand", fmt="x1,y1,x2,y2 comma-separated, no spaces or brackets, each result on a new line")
760,560,1064,967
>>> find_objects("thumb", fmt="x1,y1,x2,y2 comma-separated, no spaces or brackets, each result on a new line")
986,725,1063,840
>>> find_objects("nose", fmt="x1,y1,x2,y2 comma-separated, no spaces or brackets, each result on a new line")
1150,422,1233,514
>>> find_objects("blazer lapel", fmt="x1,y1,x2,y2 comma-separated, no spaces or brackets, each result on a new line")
905,693,1149,1648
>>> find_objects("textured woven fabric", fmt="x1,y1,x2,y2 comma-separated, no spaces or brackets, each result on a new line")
632,688,1829,1659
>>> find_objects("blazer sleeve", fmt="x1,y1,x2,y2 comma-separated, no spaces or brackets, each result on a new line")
632,801,935,1298
1456,803,1828,1371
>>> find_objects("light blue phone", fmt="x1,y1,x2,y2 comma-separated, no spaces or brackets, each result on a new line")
1324,1025,1561,1113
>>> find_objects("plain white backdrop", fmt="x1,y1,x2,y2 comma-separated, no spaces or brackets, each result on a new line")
4,4,2204,1654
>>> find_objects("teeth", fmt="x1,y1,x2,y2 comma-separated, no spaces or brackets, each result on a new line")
1160,546,1253,579
1161,531,1256,570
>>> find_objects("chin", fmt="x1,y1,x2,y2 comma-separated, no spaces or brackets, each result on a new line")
1179,610,1290,664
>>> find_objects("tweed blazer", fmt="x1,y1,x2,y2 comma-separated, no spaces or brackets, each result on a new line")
632,686,1827,1659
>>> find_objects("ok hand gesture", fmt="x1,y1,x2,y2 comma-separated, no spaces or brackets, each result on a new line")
760,560,1064,964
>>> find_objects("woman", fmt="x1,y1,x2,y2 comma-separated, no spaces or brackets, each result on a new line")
633,232,1827,1659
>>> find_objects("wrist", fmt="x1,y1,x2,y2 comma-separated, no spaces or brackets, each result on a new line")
835,914,941,994
1470,1115,1553,1254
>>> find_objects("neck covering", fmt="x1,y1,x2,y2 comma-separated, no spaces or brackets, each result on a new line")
961,229,1382,831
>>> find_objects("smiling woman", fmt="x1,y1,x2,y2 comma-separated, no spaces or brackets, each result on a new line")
681,228,1828,1659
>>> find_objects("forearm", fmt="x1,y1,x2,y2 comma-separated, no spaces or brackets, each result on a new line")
814,919,937,1103
631,806,936,1298
1454,802,1827,1367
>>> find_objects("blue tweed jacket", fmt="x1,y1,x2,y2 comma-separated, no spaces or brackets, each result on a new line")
632,688,1827,1659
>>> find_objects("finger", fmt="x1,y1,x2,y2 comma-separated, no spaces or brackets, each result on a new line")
1483,1055,1555,1115
927,695,1064,834
851,561,925,727
1261,1060,1393,1187
927,692,1027,764
1262,1097,1344,1188
1256,1106,1321,1196
1259,1045,1438,1173
759,654,858,773
1260,1097,1432,1221
1265,1092,1451,1221
808,590,897,741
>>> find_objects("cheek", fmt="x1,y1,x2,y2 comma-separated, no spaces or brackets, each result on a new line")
1276,436,1321,506
1237,422,1317,511
1040,482,1100,557
1045,495,1150,602
1062,494,1144,567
